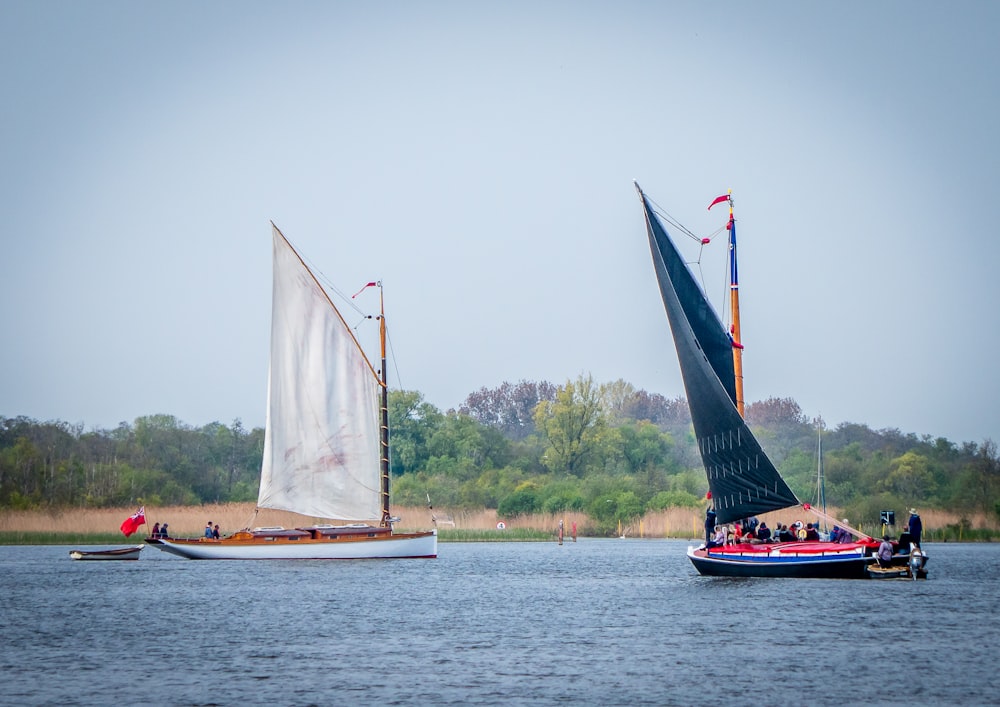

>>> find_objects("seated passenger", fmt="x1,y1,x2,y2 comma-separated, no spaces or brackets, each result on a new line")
706,525,726,549
756,523,772,542
804,523,820,541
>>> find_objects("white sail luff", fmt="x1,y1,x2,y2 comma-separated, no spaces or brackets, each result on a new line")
257,227,382,521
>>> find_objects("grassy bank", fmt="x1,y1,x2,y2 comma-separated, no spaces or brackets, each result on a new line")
0,531,133,546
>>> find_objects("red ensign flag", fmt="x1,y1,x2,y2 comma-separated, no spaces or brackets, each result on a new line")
120,506,146,537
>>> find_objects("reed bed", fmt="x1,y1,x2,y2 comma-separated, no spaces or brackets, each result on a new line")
0,503,993,544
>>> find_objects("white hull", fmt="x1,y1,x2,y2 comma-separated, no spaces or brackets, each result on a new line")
146,530,437,560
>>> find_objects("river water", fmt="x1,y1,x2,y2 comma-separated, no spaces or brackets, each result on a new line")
1,540,997,706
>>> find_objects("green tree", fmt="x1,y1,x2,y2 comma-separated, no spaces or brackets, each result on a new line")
498,482,541,517
538,479,585,513
884,451,936,500
426,412,511,478
388,390,444,475
534,374,607,477
648,489,701,510
964,439,1000,515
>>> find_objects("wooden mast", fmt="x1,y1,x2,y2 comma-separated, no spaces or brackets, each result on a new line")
378,282,391,527
724,191,745,418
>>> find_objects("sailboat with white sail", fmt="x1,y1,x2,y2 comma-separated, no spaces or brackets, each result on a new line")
146,224,437,560
635,182,912,578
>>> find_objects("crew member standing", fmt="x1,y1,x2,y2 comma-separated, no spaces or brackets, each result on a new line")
907,509,922,548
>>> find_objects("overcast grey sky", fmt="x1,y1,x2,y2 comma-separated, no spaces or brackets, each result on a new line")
2,1,997,445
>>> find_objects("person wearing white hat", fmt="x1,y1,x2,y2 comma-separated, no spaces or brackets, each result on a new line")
908,508,923,548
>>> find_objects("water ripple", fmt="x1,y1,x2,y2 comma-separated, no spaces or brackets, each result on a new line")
1,540,998,705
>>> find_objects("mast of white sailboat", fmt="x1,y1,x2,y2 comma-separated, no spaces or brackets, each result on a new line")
378,283,391,527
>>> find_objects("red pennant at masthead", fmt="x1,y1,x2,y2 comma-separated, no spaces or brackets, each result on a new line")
708,194,730,211
352,282,378,299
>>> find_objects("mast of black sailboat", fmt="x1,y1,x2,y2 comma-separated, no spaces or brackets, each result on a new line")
710,190,744,417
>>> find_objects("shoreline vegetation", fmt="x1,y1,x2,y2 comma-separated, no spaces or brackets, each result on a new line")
1,503,996,545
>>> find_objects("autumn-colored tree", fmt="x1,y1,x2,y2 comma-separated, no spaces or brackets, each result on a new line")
458,380,557,440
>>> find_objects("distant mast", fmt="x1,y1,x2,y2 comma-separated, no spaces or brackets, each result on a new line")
710,190,744,417
817,422,827,531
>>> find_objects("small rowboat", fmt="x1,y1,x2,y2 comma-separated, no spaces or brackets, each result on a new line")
867,565,913,579
69,545,144,561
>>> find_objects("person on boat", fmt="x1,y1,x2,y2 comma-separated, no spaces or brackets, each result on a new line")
205,521,214,539
706,525,726,549
777,524,795,542
160,523,169,538
213,524,220,539
804,523,820,541
793,521,806,540
907,509,923,548
757,522,772,542
704,506,716,545
151,522,160,538
877,535,894,568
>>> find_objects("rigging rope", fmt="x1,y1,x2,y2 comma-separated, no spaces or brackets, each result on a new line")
647,195,730,324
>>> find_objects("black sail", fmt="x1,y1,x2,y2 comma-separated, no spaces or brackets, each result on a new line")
636,183,798,524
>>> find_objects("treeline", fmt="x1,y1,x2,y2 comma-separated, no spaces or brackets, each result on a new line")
2,375,998,533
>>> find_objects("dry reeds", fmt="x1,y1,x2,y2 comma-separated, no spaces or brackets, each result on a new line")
0,503,991,539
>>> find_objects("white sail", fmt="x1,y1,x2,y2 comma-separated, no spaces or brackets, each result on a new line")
257,226,383,521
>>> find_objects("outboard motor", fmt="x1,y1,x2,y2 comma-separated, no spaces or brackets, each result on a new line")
908,543,925,580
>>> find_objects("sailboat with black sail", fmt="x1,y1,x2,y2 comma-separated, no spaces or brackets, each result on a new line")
635,182,911,578
146,224,437,560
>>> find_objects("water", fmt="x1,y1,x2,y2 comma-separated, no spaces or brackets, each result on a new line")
1,540,997,706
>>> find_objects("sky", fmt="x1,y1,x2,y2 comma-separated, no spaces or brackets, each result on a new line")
2,1,998,446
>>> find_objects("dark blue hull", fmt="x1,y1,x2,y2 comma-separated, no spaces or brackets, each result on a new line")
687,545,871,579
